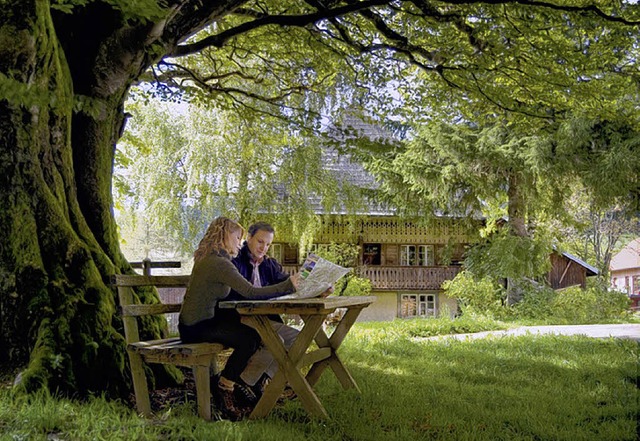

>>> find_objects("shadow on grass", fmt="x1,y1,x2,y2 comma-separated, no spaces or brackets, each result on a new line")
302,335,640,441
2,336,637,441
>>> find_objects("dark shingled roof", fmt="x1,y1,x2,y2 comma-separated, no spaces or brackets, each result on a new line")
310,113,401,215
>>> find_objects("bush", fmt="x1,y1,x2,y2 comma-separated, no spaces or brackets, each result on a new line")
443,271,506,318
511,282,556,320
549,286,631,323
446,271,632,324
341,275,372,297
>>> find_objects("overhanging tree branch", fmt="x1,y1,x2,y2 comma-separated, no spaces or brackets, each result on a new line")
444,0,640,26
169,0,391,57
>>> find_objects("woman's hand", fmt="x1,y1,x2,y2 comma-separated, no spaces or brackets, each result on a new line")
289,272,301,290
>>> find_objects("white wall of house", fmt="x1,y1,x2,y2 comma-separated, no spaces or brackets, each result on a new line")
611,269,640,295
610,238,640,295
357,291,459,321
439,294,459,319
358,292,398,321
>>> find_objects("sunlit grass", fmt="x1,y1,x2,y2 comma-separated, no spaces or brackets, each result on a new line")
1,319,638,441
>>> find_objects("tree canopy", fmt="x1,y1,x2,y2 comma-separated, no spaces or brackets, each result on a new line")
115,97,367,257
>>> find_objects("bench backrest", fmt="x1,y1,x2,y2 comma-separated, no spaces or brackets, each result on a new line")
112,275,191,344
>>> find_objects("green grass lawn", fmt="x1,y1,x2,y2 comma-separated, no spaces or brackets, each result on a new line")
1,319,638,441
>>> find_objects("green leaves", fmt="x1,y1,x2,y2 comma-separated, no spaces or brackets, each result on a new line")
114,96,363,256
553,117,640,210
465,232,553,280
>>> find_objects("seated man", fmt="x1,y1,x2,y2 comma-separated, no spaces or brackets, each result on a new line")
230,222,299,396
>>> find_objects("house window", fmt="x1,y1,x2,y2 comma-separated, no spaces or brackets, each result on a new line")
400,293,437,318
283,244,298,265
268,243,283,262
625,276,630,294
400,245,435,266
363,243,381,265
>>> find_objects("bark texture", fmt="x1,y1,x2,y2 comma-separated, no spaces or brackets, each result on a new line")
505,173,530,305
0,0,197,397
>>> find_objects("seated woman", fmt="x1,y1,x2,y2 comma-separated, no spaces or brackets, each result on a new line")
178,217,298,420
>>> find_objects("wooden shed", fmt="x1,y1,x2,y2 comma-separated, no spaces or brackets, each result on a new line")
548,251,599,290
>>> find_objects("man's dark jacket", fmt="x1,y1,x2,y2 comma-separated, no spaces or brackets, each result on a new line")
230,243,290,322
230,243,290,300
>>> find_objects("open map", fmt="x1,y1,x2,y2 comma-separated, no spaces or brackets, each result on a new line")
279,254,351,299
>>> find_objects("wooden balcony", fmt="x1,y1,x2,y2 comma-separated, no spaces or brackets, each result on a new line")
282,265,462,291
355,266,462,291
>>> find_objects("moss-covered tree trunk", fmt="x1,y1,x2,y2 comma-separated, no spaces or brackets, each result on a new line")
0,0,181,397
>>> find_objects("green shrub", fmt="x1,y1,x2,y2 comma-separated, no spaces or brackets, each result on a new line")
446,270,632,324
550,286,631,323
341,276,372,297
511,282,556,320
442,271,505,318
596,288,632,317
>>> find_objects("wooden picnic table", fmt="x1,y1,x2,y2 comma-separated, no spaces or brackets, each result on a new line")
219,295,376,419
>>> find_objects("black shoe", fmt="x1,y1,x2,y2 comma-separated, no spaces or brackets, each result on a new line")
234,381,258,408
219,386,249,421
252,373,271,397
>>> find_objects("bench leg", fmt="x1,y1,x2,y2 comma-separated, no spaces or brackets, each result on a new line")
192,364,212,420
128,352,152,417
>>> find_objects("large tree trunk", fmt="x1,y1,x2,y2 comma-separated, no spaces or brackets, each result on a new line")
506,173,528,239
505,173,530,305
0,1,175,397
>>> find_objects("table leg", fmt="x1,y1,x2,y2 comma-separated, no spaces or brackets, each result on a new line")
306,306,365,391
243,314,329,419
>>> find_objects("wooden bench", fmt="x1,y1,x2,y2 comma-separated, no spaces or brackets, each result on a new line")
113,274,226,420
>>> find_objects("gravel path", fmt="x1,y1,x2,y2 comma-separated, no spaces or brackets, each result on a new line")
425,324,640,342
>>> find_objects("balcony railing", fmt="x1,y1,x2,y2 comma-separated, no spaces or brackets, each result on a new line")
282,265,462,291
356,266,462,290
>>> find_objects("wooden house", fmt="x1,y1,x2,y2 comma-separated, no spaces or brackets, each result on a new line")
270,215,471,321
262,118,475,320
610,238,640,309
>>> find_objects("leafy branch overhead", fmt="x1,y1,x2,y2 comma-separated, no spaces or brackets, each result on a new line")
124,1,640,124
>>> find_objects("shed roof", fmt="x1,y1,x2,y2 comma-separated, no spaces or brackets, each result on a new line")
560,251,599,276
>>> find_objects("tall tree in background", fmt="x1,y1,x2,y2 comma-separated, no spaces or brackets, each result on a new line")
360,116,640,294
363,121,546,236
1,0,639,397
361,120,558,303
549,118,640,278
561,198,639,280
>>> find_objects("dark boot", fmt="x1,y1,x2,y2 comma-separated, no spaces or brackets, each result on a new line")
234,380,259,408
252,373,271,398
217,377,250,421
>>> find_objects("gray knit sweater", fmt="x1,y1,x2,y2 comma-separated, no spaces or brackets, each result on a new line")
179,250,296,326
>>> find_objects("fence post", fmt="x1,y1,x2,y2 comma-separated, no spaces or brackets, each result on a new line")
142,258,152,276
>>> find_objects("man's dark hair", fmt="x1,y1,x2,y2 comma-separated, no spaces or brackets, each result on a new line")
247,221,275,237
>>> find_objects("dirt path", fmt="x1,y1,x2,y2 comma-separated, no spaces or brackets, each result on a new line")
425,324,640,342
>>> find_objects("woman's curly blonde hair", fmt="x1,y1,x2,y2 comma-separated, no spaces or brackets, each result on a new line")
194,217,245,263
